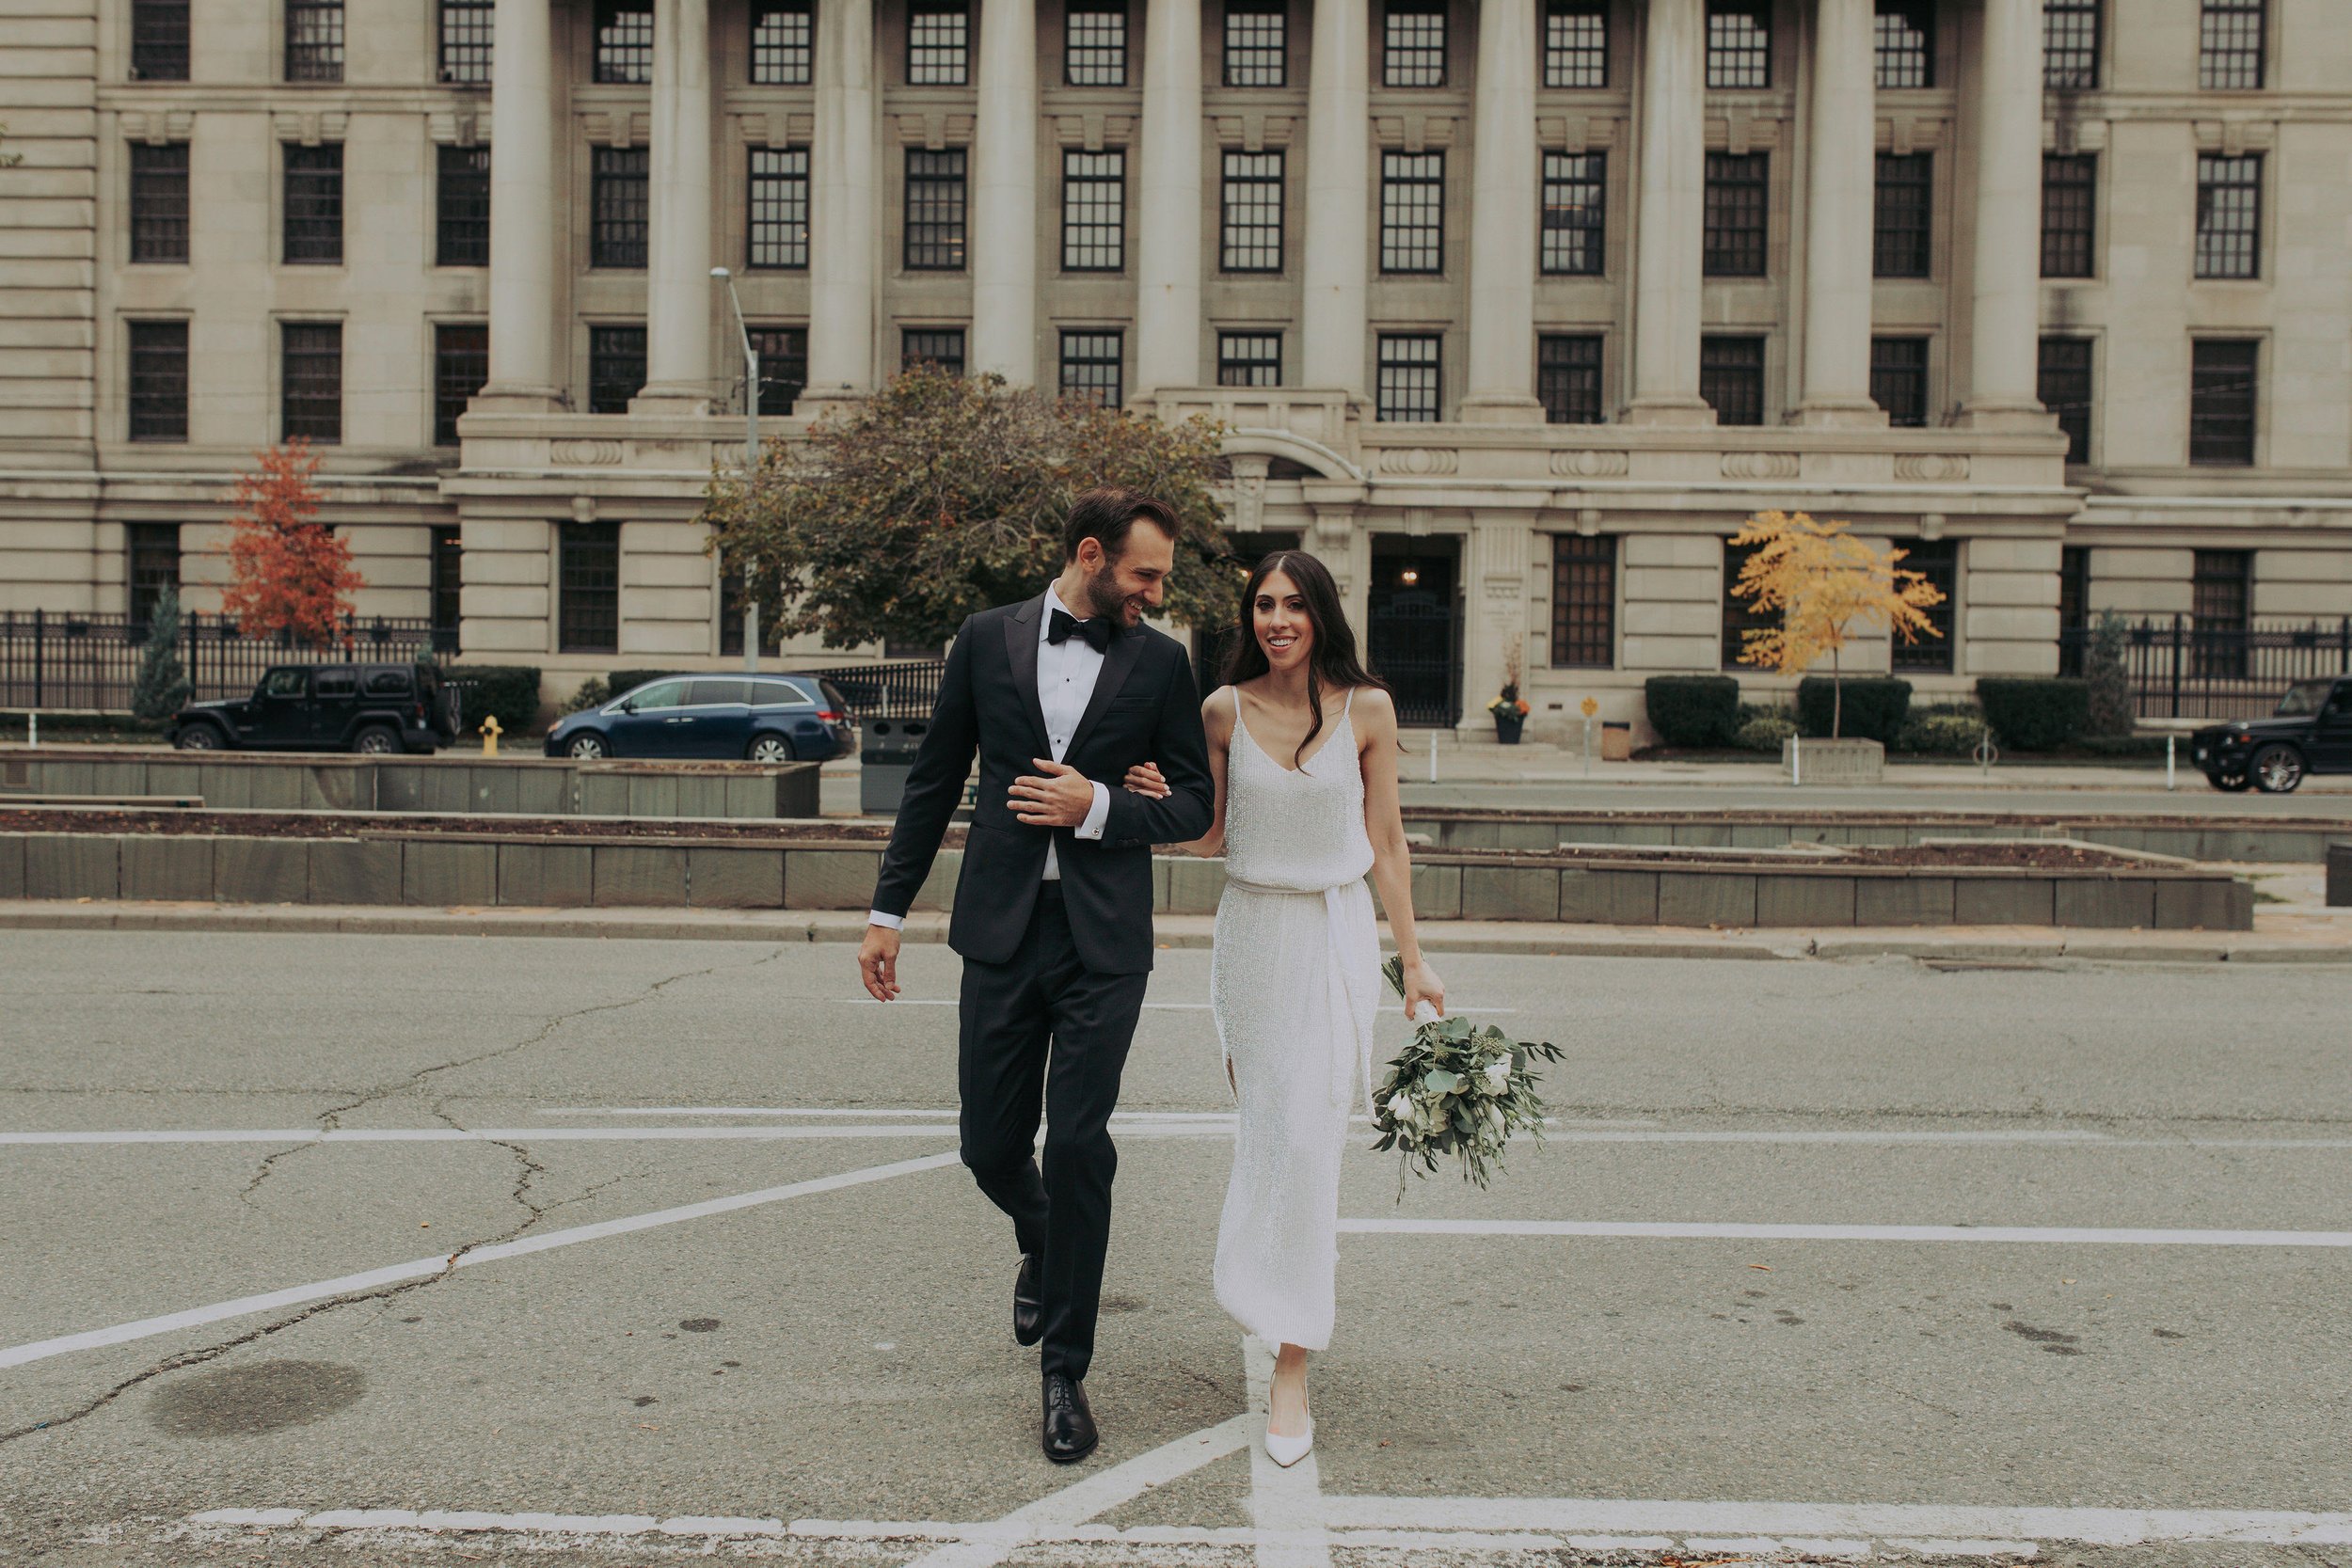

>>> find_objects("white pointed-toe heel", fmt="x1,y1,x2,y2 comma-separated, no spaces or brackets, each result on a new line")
1264,1416,1314,1468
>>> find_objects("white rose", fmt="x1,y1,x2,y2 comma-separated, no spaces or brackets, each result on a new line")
1386,1091,1415,1121
1482,1058,1513,1093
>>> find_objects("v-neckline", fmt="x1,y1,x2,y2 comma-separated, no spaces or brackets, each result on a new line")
1233,696,1352,776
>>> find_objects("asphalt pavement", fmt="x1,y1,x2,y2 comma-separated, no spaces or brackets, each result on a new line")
5,931,2349,1565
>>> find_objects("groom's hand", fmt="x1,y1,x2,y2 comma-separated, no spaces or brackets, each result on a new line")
1009,758,1097,827
858,924,902,1002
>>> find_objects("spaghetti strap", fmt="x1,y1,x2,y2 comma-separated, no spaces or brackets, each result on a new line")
1232,685,1244,721
1341,687,1356,720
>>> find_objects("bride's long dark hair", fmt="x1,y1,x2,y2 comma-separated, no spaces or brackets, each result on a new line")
1220,550,1388,768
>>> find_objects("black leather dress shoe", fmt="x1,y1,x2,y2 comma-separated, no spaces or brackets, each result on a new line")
1041,1372,1098,1464
1013,1254,1042,1347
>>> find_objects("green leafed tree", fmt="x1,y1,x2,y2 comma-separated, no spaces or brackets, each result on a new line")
2084,610,2137,736
130,585,193,722
697,364,1241,651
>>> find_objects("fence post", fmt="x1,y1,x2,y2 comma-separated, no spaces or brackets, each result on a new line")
2169,612,2185,720
32,606,43,710
2341,616,2350,675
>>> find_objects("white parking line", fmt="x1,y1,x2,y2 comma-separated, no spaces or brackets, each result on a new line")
1343,1217,2352,1247
1244,1334,1329,1568
0,1123,1232,1148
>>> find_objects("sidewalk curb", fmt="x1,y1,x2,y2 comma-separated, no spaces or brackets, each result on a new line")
0,900,2341,963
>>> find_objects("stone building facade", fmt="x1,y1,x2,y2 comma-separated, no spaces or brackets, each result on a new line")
4,0,2347,731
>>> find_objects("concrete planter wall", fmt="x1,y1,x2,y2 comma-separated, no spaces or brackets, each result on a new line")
1783,736,1884,785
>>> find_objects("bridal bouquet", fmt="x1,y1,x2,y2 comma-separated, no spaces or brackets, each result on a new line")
1371,957,1564,1196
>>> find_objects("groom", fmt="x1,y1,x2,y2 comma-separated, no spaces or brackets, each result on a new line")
858,487,1216,1463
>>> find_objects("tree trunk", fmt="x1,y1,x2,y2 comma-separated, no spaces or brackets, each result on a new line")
1831,643,1843,739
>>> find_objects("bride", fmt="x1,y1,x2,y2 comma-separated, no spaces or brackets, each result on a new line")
1122,549,1444,1467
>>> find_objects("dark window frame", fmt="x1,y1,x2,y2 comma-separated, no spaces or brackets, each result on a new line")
749,146,812,270
2197,0,2265,91
1873,0,1933,88
1705,0,1770,88
908,0,971,85
279,320,343,444
1542,0,1607,88
127,319,189,442
1375,333,1441,423
1217,330,1282,387
433,321,488,447
903,147,969,271
1222,0,1288,87
1219,149,1285,273
2038,336,2094,465
1873,151,1931,278
128,522,183,629
438,0,495,83
2194,151,2261,280
2040,152,2097,278
2188,338,2259,467
431,527,463,647
128,141,190,264
130,0,191,81
1550,532,1616,669
1869,336,1931,429
1539,150,1606,277
1699,335,1766,426
594,1,655,84
750,325,808,416
1537,333,1604,425
752,0,814,85
1065,0,1129,85
282,142,344,265
1058,328,1124,408
1703,151,1768,277
1378,150,1445,275
1060,148,1126,273
2043,0,2099,88
588,323,647,414
436,143,491,267
1382,0,1448,87
901,327,966,375
2191,547,2251,677
558,520,623,656
1722,537,1777,670
591,146,650,269
1890,537,1957,673
285,0,345,82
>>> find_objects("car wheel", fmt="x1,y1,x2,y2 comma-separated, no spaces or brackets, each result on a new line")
2208,768,2252,793
2249,743,2304,794
746,733,797,764
352,724,402,755
566,734,608,760
173,722,224,752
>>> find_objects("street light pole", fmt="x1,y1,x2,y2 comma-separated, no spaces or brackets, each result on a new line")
711,266,760,673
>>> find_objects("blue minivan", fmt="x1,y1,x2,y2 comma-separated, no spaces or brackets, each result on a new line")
544,673,857,762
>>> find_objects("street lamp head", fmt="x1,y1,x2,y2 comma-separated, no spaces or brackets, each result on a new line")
709,266,731,279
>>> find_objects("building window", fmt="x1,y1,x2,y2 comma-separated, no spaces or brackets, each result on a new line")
2192,548,2252,677
751,326,807,415
1722,539,1775,670
1699,336,1764,426
286,0,344,81
2040,153,2096,278
2198,0,2265,90
431,528,463,650
1219,150,1284,272
131,0,190,80
1060,150,1125,272
280,322,342,443
1705,1,1770,88
2058,544,2091,673
436,144,491,267
1375,334,1440,422
903,148,968,270
594,1,654,83
2194,153,2261,279
433,323,487,447
439,0,495,82
2188,339,2258,467
128,142,190,263
908,0,969,84
127,320,189,442
588,324,646,414
1702,152,1767,277
1873,0,1932,87
1066,0,1127,84
1869,337,1930,428
1217,331,1281,387
2038,336,2094,465
559,521,622,656
1890,538,1955,673
591,147,650,268
749,147,811,270
1550,534,1615,669
1379,151,1444,274
902,328,966,375
1223,0,1286,87
1059,329,1123,407
1384,0,1446,87
282,144,343,264
753,1,813,85
1542,0,1607,87
129,523,183,629
2043,0,2098,88
1873,152,1931,277
1537,334,1603,425
1540,151,1605,277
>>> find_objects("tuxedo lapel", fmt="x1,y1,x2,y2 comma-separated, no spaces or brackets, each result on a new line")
1004,594,1053,755
1066,625,1146,759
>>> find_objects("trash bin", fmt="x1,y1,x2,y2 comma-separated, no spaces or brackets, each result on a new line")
1600,720,1632,762
2328,840,2352,909
860,716,930,816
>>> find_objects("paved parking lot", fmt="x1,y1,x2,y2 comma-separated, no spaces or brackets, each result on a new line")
3,930,2349,1565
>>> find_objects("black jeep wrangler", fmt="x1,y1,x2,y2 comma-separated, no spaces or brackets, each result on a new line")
167,663,461,754
2191,677,2352,794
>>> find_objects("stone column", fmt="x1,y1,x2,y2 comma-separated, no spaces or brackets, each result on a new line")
1958,0,2046,426
1626,0,1710,423
1135,0,1203,398
1461,0,1542,422
1791,0,1883,423
1300,0,1369,395
482,0,557,404
803,0,877,405
971,0,1039,383
641,0,715,405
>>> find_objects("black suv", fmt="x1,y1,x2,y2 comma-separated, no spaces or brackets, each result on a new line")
168,663,460,754
2192,677,2352,793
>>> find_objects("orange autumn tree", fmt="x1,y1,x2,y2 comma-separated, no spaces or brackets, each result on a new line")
1728,510,1945,739
218,440,364,649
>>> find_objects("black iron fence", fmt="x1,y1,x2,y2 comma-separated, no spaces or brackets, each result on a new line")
0,609,450,712
800,657,949,719
2059,616,2352,721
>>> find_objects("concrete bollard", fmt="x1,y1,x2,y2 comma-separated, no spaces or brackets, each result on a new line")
2328,841,2351,908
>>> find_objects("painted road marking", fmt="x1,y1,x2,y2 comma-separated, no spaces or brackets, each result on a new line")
0,1149,960,1371
0,1122,1227,1147
1343,1217,2352,1247
1244,1333,1328,1568
840,999,1513,1014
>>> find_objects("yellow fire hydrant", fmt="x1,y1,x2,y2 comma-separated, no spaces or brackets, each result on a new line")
479,714,502,756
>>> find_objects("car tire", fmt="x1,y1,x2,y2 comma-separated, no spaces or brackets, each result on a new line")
352,724,402,755
2208,768,2252,793
2249,742,2304,794
566,734,608,760
746,733,797,764
172,722,225,752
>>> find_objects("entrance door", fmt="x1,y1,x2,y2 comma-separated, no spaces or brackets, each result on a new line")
1367,541,1462,727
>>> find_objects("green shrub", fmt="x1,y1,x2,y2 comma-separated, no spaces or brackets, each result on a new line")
607,669,677,698
1734,713,1797,751
444,664,543,735
1795,676,1911,744
1897,711,1987,754
564,677,612,715
1645,675,1741,748
130,586,193,723
1977,677,2090,752
2084,612,2136,737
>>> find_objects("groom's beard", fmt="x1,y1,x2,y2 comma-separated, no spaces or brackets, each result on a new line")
1080,562,1136,626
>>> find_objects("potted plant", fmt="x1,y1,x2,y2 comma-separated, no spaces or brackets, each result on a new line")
1487,639,1531,744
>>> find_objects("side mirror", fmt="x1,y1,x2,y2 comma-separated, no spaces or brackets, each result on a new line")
620,698,637,714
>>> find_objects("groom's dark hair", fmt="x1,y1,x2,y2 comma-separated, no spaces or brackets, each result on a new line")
1063,486,1179,563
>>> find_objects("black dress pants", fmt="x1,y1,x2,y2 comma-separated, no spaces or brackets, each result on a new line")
957,883,1149,1382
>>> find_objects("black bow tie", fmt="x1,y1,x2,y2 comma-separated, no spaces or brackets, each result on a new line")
1048,608,1113,653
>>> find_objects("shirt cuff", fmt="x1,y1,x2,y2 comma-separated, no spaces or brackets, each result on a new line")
866,910,905,930
1073,781,1111,840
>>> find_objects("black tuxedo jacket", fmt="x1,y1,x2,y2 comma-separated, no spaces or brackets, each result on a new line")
869,593,1216,974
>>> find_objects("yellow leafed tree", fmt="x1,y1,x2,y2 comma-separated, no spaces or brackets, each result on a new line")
1728,511,1945,739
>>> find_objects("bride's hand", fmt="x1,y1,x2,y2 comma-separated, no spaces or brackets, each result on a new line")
1122,760,1171,799
1403,958,1445,1022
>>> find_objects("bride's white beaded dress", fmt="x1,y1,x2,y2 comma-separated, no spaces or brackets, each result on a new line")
1209,685,1380,1353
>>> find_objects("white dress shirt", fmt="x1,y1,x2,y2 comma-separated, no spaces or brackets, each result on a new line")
868,583,1112,929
